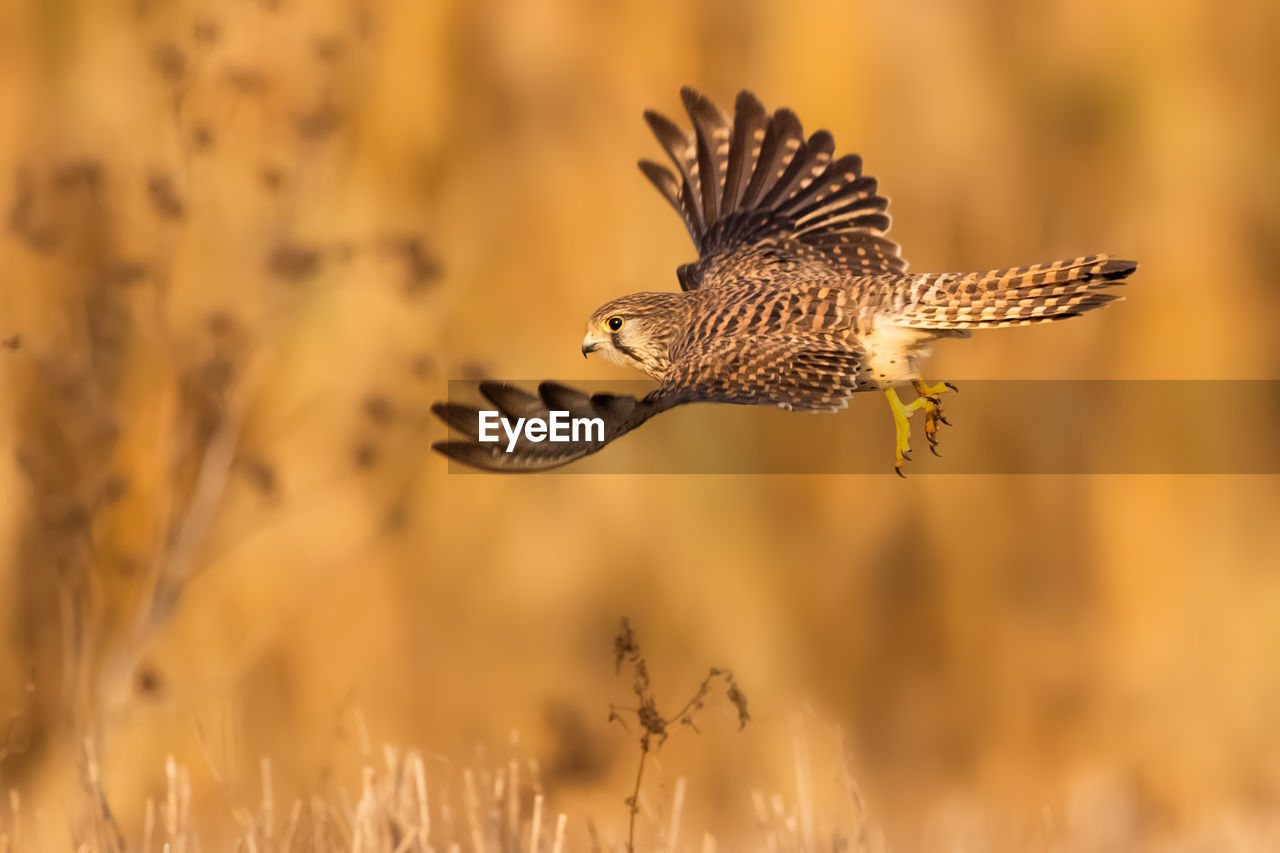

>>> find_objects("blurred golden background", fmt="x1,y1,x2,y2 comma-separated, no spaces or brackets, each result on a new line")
1,0,1279,849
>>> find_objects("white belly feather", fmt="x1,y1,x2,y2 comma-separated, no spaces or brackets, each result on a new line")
859,320,942,388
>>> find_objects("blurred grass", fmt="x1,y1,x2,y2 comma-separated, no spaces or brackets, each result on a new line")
1,0,1279,849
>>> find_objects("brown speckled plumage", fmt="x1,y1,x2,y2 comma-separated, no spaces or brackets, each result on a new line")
434,89,1137,472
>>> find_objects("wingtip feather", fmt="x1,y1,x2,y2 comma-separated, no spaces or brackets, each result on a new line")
1097,258,1139,279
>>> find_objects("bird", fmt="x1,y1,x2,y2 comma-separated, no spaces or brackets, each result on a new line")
432,88,1136,474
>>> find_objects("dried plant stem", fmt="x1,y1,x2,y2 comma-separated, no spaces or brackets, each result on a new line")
412,753,430,850
666,777,686,853
528,794,543,853
8,790,20,852
462,770,484,853
626,739,649,853
506,758,519,851
281,800,303,853
549,814,567,853
609,619,749,853
261,757,275,844
792,716,816,853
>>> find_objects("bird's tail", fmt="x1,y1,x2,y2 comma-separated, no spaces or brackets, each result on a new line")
894,255,1137,330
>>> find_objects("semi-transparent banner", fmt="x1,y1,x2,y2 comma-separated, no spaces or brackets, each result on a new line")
439,380,1280,474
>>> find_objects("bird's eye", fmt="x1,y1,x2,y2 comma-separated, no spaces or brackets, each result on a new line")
606,316,624,332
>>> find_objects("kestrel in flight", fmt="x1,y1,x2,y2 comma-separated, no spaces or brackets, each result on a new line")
433,88,1136,474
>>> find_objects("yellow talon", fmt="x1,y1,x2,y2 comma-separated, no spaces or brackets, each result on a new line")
886,381,958,475
885,388,928,476
912,379,957,454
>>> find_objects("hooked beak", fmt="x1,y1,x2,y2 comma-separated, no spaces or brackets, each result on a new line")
581,334,604,358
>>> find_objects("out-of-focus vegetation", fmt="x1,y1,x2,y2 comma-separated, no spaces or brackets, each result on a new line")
1,0,1278,849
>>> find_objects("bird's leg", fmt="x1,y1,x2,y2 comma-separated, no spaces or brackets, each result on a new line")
885,388,932,477
912,379,958,455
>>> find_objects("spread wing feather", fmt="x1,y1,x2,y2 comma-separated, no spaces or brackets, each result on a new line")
721,91,768,214
682,88,731,224
739,107,803,211
644,109,706,237
639,88,908,290
432,381,685,472
638,160,697,246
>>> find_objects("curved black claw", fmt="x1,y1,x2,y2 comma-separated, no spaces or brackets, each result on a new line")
895,465,907,479
945,382,959,393
926,396,940,405
939,415,952,426
930,444,943,458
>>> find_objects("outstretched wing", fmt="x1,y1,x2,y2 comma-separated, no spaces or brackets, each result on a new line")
639,88,907,291
432,381,686,472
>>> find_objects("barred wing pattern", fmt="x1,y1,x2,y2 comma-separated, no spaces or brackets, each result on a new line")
894,256,1137,330
662,281,868,411
664,334,863,412
640,88,907,290
432,382,685,472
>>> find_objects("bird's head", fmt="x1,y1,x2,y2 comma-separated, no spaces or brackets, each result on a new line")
582,292,688,380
